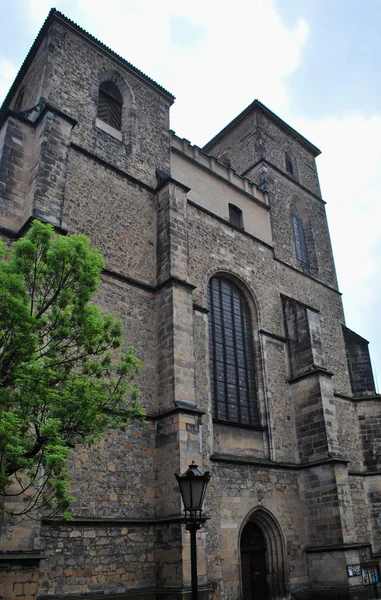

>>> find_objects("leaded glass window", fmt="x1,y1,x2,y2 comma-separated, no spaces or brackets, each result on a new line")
208,277,260,426
291,206,309,265
97,81,123,130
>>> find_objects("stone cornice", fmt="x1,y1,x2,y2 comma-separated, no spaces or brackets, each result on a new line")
259,329,287,343
274,257,341,295
304,542,371,554
287,367,334,384
43,515,186,526
210,453,349,470
146,402,205,421
349,470,381,477
335,392,381,403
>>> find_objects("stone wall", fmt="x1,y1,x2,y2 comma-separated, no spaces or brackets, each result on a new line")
357,400,381,470
10,37,49,112
40,21,172,189
38,522,156,597
63,148,157,283
343,326,376,397
203,103,321,196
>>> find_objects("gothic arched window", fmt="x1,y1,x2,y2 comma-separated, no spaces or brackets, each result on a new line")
97,81,123,130
291,206,309,265
208,276,260,427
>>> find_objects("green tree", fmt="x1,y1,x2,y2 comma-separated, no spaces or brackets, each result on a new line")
0,221,145,521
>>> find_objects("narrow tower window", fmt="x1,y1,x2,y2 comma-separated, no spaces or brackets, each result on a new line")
285,152,294,177
229,204,243,229
97,81,123,130
291,206,309,265
14,89,24,112
208,277,260,427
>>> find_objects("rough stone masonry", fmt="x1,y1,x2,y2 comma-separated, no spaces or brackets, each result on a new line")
0,8,380,600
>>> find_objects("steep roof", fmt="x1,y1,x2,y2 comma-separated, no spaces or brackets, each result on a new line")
0,8,175,119
203,99,321,157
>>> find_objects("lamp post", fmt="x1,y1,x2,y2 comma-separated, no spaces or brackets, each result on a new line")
175,462,211,600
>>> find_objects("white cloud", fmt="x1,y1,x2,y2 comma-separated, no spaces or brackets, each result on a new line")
26,0,58,27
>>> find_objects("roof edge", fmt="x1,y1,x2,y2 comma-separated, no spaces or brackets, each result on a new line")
0,8,175,121
203,99,321,157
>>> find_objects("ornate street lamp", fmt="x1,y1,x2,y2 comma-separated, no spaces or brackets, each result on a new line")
175,462,211,600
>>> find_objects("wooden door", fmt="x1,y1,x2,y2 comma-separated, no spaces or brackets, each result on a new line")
241,523,268,600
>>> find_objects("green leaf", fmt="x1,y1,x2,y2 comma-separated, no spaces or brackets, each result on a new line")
0,221,145,519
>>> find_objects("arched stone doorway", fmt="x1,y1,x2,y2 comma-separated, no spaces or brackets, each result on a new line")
240,509,287,600
241,522,268,599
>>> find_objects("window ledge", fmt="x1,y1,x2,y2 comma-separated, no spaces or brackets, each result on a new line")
95,118,123,141
213,419,266,431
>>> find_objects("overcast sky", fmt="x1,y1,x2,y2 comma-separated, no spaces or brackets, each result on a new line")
1,0,380,390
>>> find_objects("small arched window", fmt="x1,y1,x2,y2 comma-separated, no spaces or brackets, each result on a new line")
285,152,294,177
208,276,260,427
291,206,309,265
229,204,243,229
97,81,123,130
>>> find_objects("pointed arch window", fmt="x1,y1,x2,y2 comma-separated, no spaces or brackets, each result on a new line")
291,206,309,265
97,81,123,130
208,277,260,427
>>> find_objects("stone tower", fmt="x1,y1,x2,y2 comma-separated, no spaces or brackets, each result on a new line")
0,9,380,600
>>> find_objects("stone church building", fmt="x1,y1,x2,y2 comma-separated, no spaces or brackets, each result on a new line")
1,9,381,600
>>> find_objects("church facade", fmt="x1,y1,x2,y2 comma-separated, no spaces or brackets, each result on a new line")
1,9,381,600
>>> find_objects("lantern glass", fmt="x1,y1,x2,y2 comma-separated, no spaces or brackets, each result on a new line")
175,462,210,516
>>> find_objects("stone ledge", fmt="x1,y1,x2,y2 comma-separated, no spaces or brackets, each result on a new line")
37,586,212,600
95,118,123,141
213,418,266,431
287,366,334,384
0,552,44,567
259,328,287,343
349,470,381,477
155,173,191,194
274,256,342,295
0,215,68,240
156,276,197,292
193,303,209,314
147,402,206,421
71,143,156,193
304,542,371,553
293,585,368,600
42,515,184,526
210,453,349,470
